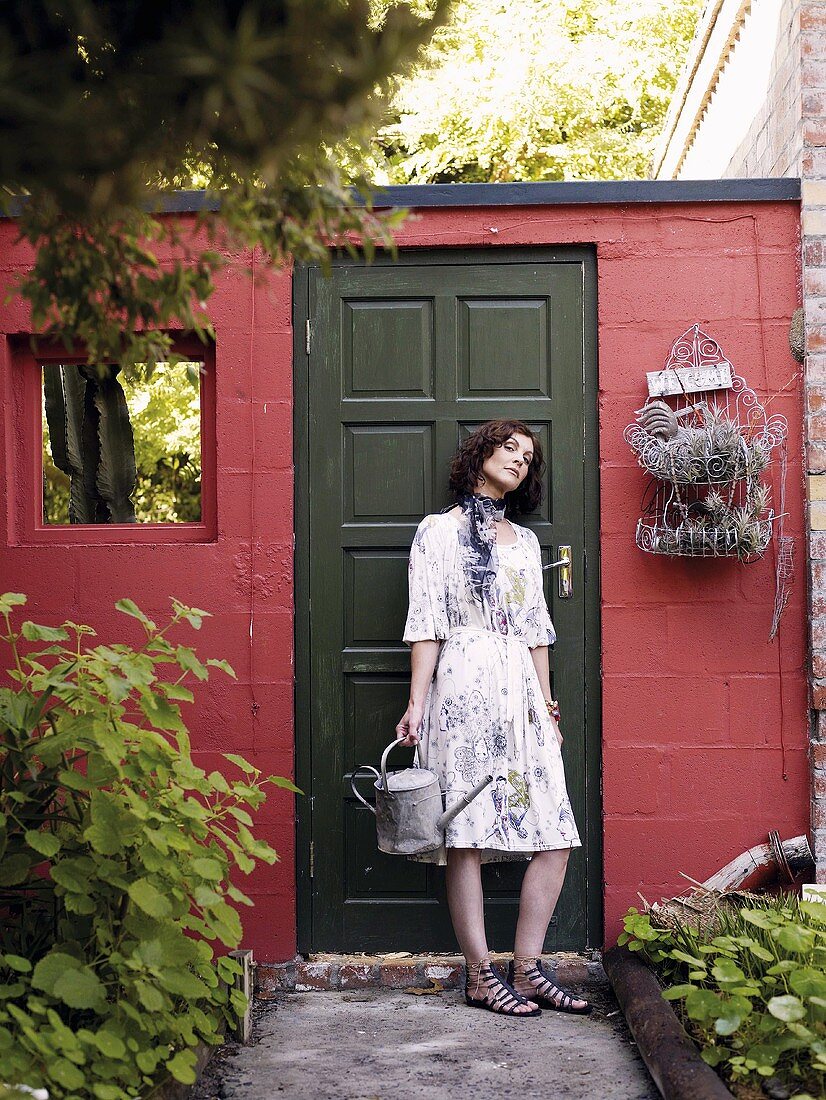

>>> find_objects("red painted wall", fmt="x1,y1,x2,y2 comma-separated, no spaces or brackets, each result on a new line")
0,197,807,960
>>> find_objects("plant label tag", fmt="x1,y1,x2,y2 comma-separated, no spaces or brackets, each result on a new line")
647,363,733,397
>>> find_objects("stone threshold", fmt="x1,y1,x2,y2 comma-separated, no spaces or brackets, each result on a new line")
256,951,605,997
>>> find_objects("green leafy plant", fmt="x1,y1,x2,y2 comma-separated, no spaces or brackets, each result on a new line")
621,894,826,1099
0,592,298,1097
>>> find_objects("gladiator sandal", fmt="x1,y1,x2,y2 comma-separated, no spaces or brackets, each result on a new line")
508,955,592,1015
465,955,542,1018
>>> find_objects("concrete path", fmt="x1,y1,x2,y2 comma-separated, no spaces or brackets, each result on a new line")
194,984,659,1099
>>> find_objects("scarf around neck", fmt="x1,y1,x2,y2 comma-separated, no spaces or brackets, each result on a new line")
440,491,507,606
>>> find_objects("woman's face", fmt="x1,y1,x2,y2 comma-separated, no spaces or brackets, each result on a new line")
479,432,534,497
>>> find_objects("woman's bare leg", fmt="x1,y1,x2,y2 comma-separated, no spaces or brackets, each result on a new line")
446,848,535,1013
446,849,487,962
510,849,588,1010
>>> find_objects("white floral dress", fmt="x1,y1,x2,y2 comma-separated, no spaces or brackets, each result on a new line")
403,512,581,864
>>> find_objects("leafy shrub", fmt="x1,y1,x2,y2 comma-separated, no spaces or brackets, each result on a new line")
621,895,826,1099
0,592,298,1098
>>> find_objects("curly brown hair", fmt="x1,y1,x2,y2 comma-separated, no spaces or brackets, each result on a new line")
447,420,545,517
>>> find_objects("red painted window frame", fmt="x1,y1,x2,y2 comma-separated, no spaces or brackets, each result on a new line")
12,335,217,545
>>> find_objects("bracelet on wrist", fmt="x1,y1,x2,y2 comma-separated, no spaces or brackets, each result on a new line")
544,698,561,722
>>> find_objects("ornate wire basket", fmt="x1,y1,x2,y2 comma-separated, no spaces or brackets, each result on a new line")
625,325,787,563
624,381,786,487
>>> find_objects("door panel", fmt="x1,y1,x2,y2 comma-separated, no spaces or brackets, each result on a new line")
301,253,598,952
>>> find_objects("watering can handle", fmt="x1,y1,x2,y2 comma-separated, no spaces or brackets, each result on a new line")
380,736,414,792
350,766,380,814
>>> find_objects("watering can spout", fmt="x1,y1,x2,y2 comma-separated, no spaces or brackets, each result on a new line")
436,774,494,832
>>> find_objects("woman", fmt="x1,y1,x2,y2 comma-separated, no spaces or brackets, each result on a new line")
396,420,589,1019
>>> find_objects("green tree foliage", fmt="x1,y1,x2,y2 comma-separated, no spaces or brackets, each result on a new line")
372,0,703,183
0,0,450,374
0,592,299,1097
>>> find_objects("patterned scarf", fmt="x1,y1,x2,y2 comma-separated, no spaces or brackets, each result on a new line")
440,491,507,606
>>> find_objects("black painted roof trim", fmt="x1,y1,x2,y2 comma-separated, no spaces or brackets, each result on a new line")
157,178,800,214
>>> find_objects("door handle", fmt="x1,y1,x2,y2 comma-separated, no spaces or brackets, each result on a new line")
543,545,573,598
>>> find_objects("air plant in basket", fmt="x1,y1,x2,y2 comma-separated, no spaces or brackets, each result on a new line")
664,483,773,560
627,400,773,485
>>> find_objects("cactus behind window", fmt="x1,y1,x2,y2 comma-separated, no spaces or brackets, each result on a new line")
43,363,137,523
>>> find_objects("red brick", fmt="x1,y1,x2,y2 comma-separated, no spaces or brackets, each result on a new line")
295,961,337,991
423,962,463,988
806,118,826,146
255,961,297,997
804,88,826,116
808,327,826,356
339,964,379,988
808,386,826,417
803,30,826,60
814,683,826,710
806,269,826,299
815,620,826,651
809,441,826,472
379,962,420,989
803,59,826,90
604,818,757,885
806,239,826,266
553,958,591,986
802,5,826,32
806,354,826,383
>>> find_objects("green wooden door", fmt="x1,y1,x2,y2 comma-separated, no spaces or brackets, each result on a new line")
295,249,600,953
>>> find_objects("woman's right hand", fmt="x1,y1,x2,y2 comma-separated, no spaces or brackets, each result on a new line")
395,701,424,746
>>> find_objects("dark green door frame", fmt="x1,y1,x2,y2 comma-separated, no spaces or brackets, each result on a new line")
293,246,602,953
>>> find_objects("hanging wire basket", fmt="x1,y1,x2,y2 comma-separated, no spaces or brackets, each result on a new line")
635,483,775,563
625,325,787,563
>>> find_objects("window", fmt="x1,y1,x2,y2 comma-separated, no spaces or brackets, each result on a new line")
41,361,204,526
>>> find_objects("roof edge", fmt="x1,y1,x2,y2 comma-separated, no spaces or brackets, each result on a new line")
2,179,800,220
157,179,800,212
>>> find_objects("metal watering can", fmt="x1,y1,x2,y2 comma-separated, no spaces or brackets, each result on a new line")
351,738,493,857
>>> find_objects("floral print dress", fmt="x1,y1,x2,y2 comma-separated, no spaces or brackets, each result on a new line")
403,511,581,864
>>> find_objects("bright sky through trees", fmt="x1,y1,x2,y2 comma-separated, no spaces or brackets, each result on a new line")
370,0,704,182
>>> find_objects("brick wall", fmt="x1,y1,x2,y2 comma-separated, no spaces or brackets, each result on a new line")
726,0,802,178
654,0,802,181
802,2,826,878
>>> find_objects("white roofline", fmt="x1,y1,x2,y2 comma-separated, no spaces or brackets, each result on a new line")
652,0,752,179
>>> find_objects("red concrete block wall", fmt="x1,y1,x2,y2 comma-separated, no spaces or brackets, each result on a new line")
0,196,807,959
0,225,297,960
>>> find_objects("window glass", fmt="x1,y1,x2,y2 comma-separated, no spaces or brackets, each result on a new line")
41,361,203,525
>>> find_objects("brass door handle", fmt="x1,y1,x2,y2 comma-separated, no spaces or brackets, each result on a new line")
543,545,572,598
